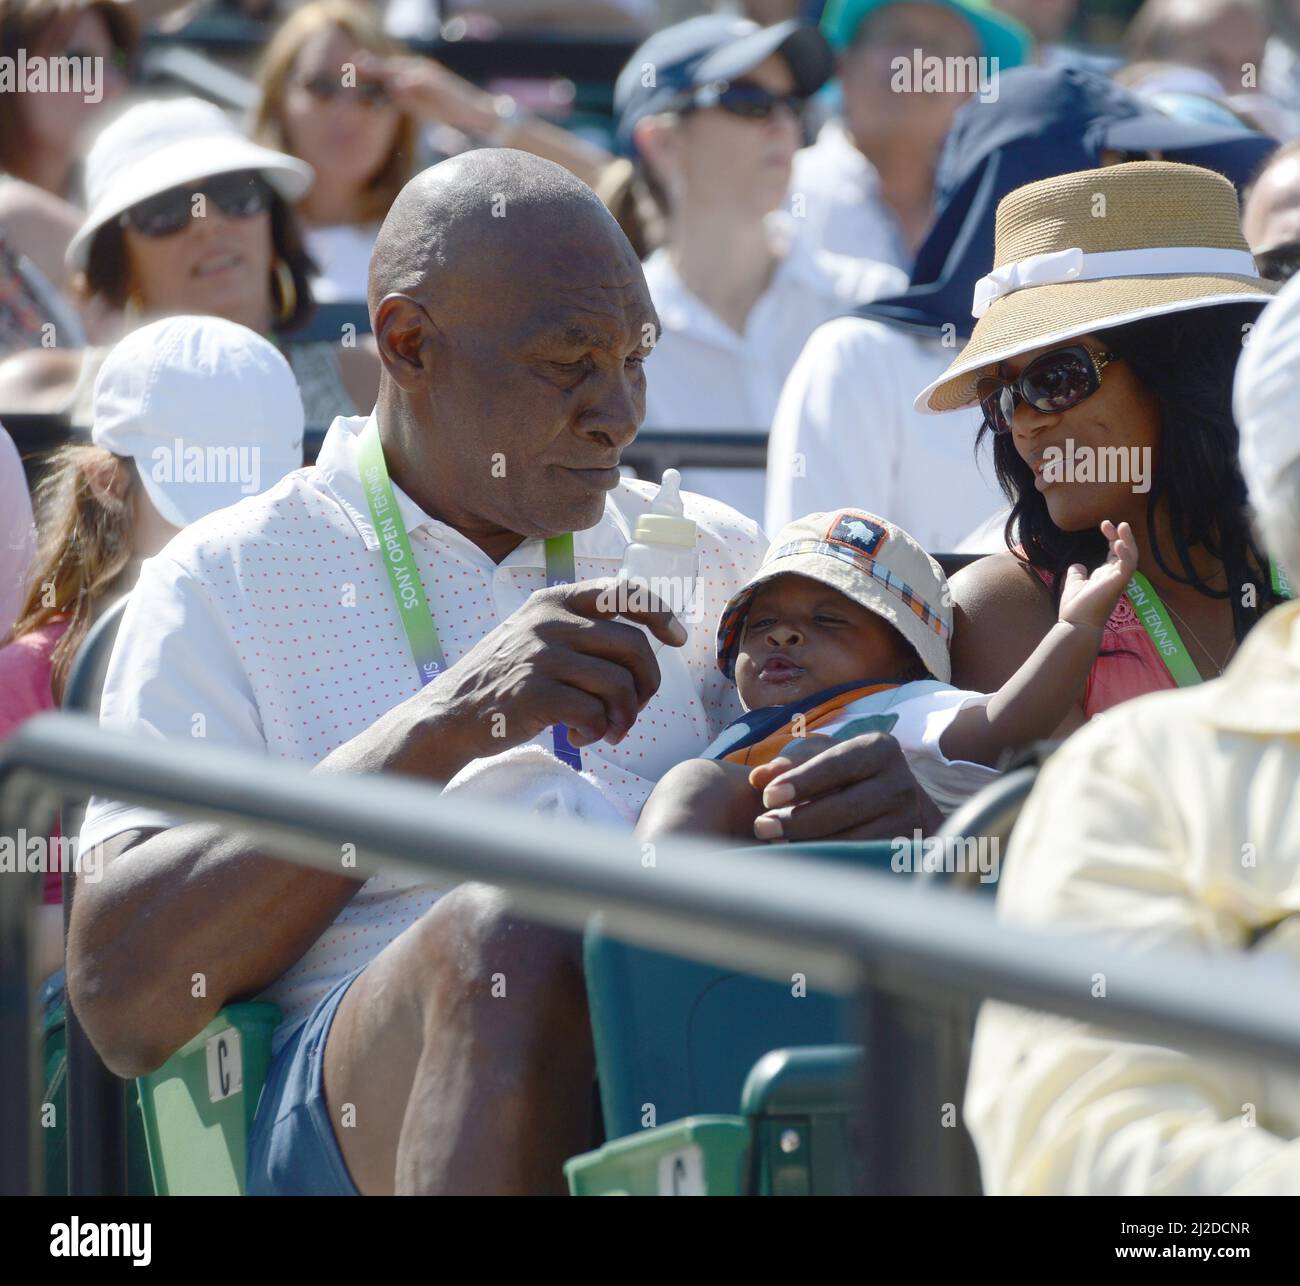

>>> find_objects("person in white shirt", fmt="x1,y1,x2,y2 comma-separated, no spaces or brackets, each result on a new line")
767,62,1278,550
612,14,907,523
767,316,996,551
790,0,1033,269
68,151,947,1197
251,0,613,304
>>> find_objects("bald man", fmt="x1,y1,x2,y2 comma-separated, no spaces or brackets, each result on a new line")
68,152,941,1195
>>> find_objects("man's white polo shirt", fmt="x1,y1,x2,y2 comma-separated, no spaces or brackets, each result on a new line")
80,413,766,1051
641,228,906,522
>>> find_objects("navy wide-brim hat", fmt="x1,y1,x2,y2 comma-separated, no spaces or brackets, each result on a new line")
615,15,833,154
852,65,1278,342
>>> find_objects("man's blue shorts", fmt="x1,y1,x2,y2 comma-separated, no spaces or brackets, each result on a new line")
246,965,366,1196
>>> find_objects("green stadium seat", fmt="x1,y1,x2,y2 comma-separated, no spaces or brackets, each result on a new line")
134,1001,281,1196
572,841,906,1195
565,1045,866,1196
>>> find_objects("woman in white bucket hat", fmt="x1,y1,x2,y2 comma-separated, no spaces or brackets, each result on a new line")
915,160,1286,731
0,96,380,424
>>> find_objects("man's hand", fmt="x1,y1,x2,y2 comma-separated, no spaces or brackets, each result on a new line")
746,733,942,842
417,577,686,760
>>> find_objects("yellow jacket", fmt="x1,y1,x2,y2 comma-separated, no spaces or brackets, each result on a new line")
966,601,1300,1195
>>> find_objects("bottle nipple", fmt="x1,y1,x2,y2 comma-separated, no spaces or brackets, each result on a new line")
651,468,683,518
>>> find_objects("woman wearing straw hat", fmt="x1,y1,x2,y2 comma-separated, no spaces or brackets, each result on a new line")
0,96,381,424
915,160,1286,727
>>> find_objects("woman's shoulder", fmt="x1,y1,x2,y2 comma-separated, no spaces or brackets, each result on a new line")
947,551,1058,693
950,550,1053,614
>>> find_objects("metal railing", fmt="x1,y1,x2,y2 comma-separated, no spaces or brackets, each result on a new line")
7,714,1300,1194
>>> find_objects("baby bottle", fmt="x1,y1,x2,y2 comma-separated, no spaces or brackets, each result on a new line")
618,469,698,652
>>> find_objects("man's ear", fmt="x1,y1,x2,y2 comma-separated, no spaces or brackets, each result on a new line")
373,292,437,392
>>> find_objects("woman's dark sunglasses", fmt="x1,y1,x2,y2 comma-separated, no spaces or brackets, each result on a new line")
120,171,274,239
298,73,391,108
676,79,805,122
977,345,1116,435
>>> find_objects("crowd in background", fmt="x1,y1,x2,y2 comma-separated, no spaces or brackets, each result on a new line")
3,0,1300,1198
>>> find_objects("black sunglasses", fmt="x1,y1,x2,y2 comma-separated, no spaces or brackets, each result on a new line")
676,79,805,122
297,73,391,108
120,171,274,239
1255,242,1300,284
977,345,1116,435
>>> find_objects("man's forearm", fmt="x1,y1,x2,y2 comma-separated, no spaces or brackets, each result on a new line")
69,823,362,1077
69,692,489,1077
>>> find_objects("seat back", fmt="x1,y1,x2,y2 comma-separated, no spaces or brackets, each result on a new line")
585,841,900,1140
135,1002,281,1196
741,1046,866,1195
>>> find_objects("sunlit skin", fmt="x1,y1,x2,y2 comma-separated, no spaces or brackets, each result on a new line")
644,54,800,222
373,180,659,557
950,329,1246,705
733,573,921,710
1165,0,1268,94
1242,152,1300,254
121,195,274,334
281,25,402,226
989,333,1163,536
840,2,979,154
20,9,126,194
632,55,803,338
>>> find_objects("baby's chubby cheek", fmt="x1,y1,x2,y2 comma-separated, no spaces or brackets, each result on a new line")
734,656,761,711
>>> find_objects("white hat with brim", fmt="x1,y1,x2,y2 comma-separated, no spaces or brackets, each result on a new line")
716,509,952,685
914,161,1277,415
67,97,314,273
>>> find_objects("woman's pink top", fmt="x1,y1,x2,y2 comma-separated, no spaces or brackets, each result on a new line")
0,618,70,904
1028,564,1176,718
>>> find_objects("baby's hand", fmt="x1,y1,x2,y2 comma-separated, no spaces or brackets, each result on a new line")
1059,520,1139,630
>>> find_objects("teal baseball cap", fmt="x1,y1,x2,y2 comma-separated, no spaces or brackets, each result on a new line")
821,0,1033,68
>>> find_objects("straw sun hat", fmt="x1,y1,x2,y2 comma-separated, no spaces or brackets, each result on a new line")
915,160,1277,414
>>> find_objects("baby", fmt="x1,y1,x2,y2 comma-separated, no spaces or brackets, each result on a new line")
637,507,1136,841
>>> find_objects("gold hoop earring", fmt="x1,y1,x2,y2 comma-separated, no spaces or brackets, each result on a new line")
271,256,297,327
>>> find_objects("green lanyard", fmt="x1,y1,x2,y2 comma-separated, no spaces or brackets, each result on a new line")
357,421,581,766
1125,573,1203,687
1125,561,1294,688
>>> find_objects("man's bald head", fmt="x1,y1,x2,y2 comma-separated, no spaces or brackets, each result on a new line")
366,148,658,554
368,150,633,313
